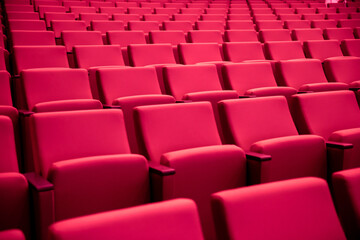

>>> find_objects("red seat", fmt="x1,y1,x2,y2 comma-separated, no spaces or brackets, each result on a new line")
311,19,338,29
277,14,302,21
219,96,327,183
61,31,103,52
283,20,311,30
188,30,224,43
341,39,360,57
6,12,40,20
302,13,325,20
44,13,76,28
79,13,109,28
326,13,349,20
195,21,225,32
332,168,360,240
10,31,56,47
259,29,292,42
265,41,306,60
50,20,87,39
222,62,297,97
49,199,204,240
38,6,66,19
303,40,344,61
0,229,25,240
291,28,324,43
323,57,360,89
276,59,348,92
69,6,96,19
173,14,200,25
292,90,360,171
324,28,355,41
223,42,267,62
338,19,360,29
224,30,259,42
112,14,141,25
226,20,255,30
134,102,246,240
8,20,47,31
162,21,193,32
128,7,153,15
99,7,125,17
256,20,283,31
178,42,224,64
212,177,346,240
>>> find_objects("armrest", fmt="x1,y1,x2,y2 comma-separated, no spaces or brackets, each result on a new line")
297,91,314,94
103,104,121,109
326,141,353,150
24,172,54,192
18,110,34,117
176,100,192,103
239,95,256,98
349,87,360,91
148,162,175,176
246,151,272,161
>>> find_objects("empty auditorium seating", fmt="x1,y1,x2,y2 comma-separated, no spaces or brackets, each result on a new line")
96,67,175,153
48,199,204,240
134,102,246,240
341,39,360,57
332,168,360,240
222,62,297,97
276,59,348,92
292,90,360,172
13,46,69,76
219,96,327,184
265,41,305,60
211,177,346,240
324,28,355,41
29,109,157,239
19,68,102,112
303,40,344,61
323,57,360,89
149,30,186,62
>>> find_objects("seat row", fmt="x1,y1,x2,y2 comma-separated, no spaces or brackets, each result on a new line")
2,89,360,239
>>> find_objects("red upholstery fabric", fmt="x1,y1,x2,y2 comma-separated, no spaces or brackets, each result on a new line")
0,229,25,240
259,29,292,42
90,20,124,35
222,62,297,97
128,44,176,66
276,59,349,91
0,71,12,106
49,199,204,240
149,30,186,45
179,43,224,64
188,30,224,43
50,20,87,38
223,42,266,62
61,31,103,52
283,20,311,30
10,30,56,46
8,20,47,31
224,30,259,42
324,28,355,41
219,96,327,183
341,39,360,57
212,177,346,240
311,20,337,29
332,168,360,240
0,116,18,173
291,28,324,43
265,41,306,60
21,68,101,112
44,13,76,28
324,57,360,88
303,40,343,61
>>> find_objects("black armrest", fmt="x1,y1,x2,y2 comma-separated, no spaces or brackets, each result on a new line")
103,104,121,109
297,91,314,94
176,100,192,103
18,110,34,117
246,151,272,161
24,172,54,192
349,87,360,91
149,162,175,176
326,141,353,150
239,95,256,98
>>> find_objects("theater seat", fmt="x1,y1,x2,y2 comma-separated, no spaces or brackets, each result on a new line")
0,229,25,240
292,90,360,172
264,41,306,60
48,199,204,240
341,39,360,57
134,102,246,240
211,177,346,240
222,62,297,98
276,59,349,92
219,96,327,184
332,168,360,240
323,57,360,89
96,67,175,153
223,42,267,62
303,40,344,61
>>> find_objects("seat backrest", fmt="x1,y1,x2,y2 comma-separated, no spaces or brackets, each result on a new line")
323,57,360,84
162,20,193,32
188,30,224,43
0,116,19,173
51,20,87,38
8,19,47,31
69,6,96,19
226,20,254,30
74,45,124,69
224,30,258,42
303,40,343,61
211,177,346,240
127,21,159,33
173,14,200,24
0,71,13,106
13,46,69,75
302,13,325,20
99,7,125,15
324,27,355,41
332,168,360,240
222,62,278,95
128,43,176,66
90,20,124,34
291,28,324,42
218,96,298,150
276,59,328,89
134,102,222,162
149,30,186,45
31,109,131,177
338,19,360,28
292,90,360,139
61,31,103,52
79,13,109,27
62,1,87,12
265,41,305,60
11,30,56,46
38,5,66,19
283,20,311,30
256,20,283,30
106,30,146,47
179,43,223,64
143,14,171,23
128,7,153,15
310,19,337,29
96,67,162,105
341,39,360,57
21,68,98,112
48,199,204,240
44,12,76,28
112,14,141,23
6,12,39,20
223,42,266,62
259,29,292,42
163,64,222,100
195,21,225,31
